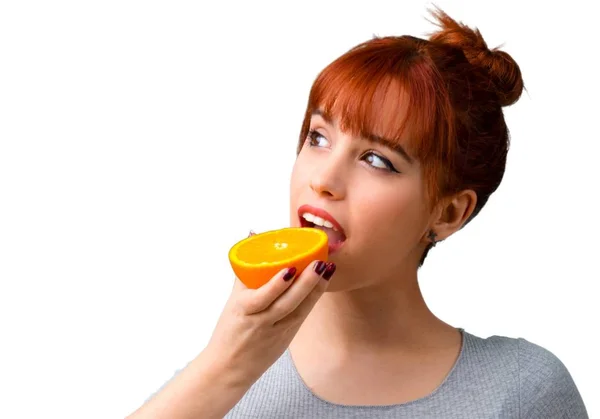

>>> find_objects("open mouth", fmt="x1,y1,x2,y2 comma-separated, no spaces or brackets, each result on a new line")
298,204,347,254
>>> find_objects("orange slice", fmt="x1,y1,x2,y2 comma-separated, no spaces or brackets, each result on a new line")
228,227,329,289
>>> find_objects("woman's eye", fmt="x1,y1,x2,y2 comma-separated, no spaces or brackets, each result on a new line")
307,129,329,147
306,130,399,173
363,152,399,173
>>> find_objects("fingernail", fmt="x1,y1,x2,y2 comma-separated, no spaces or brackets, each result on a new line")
283,267,297,281
313,261,326,275
322,262,336,280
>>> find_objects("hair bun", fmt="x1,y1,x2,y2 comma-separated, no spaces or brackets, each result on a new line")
427,8,524,107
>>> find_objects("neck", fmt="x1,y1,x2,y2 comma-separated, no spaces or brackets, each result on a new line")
291,271,457,357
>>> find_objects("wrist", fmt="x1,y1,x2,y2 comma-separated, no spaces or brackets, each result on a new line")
196,344,257,391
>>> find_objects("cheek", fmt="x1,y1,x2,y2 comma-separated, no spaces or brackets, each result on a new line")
290,150,314,193
353,181,427,248
289,157,309,221
289,158,306,197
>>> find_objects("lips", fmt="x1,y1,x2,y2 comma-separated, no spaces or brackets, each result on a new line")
297,204,347,254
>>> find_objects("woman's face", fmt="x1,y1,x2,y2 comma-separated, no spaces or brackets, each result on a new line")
289,111,434,291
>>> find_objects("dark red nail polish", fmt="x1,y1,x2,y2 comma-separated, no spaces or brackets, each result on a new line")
283,267,297,281
322,263,336,280
313,261,326,275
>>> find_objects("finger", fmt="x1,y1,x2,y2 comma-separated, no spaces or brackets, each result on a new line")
274,262,335,326
232,275,248,292
239,266,298,314
267,261,333,322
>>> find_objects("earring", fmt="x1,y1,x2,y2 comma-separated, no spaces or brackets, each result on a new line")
427,230,438,247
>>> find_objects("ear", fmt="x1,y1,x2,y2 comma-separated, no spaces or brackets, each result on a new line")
428,189,477,243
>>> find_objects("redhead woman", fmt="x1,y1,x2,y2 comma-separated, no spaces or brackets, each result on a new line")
129,8,588,419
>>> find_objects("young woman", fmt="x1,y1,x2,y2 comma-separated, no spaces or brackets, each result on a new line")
129,8,588,419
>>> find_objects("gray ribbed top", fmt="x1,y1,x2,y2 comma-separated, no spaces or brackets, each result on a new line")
224,330,588,418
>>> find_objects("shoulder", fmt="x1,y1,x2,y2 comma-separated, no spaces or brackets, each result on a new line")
517,337,567,381
517,337,588,418
462,331,520,367
464,332,587,418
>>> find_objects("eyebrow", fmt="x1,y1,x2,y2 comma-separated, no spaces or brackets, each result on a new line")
311,110,414,164
367,134,414,164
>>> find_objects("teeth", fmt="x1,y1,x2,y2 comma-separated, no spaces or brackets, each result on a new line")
302,213,315,222
313,216,326,226
301,212,338,231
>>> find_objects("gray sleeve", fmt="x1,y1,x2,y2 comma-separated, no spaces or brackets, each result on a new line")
518,338,588,418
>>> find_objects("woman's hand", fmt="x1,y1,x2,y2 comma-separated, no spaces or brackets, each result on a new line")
128,232,335,419
204,232,336,386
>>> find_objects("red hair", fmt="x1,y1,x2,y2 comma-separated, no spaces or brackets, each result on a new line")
297,8,524,247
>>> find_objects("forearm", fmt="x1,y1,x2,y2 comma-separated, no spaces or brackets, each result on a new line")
127,350,253,419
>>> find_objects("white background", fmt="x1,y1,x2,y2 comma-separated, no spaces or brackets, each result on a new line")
1,1,598,418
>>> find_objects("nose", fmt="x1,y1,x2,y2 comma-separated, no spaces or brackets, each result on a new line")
309,152,346,200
